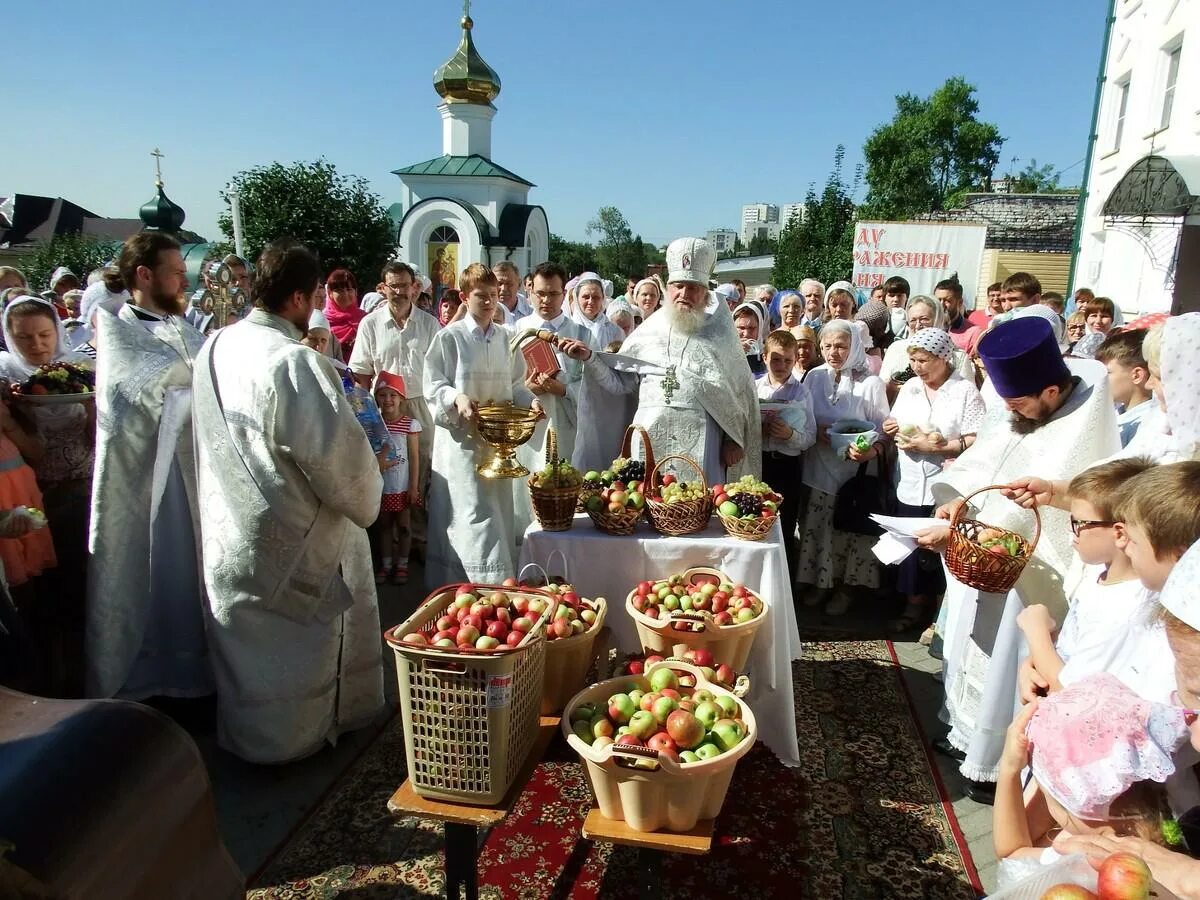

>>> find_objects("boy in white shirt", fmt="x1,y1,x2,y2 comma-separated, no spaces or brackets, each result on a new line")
1017,457,1172,702
1095,329,1155,447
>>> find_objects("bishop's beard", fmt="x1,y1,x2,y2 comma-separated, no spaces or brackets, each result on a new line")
664,299,705,335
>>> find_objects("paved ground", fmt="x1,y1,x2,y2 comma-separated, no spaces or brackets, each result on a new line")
189,563,998,896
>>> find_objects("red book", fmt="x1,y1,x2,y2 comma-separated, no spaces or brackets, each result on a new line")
521,338,561,378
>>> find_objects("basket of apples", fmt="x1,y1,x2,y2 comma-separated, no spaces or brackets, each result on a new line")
645,455,712,536
621,649,749,698
580,425,653,535
625,567,767,670
384,583,555,804
561,658,757,832
713,475,782,541
946,484,1040,594
518,573,609,715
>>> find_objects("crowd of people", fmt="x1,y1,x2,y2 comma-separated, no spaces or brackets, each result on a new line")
2,231,1200,891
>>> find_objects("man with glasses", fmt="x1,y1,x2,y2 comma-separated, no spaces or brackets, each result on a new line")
935,277,983,357
349,261,440,558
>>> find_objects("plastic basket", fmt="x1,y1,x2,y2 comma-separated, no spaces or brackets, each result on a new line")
625,567,768,671
586,425,655,535
528,428,581,532
561,659,757,832
385,583,553,804
946,485,1041,594
645,454,712,536
542,596,609,715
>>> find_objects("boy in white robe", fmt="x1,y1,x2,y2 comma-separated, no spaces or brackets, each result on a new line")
423,263,541,587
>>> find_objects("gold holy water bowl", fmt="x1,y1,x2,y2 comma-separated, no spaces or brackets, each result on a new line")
475,403,540,478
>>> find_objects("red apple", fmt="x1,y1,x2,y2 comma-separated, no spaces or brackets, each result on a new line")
436,615,455,632
550,618,572,639
645,655,665,666
659,687,682,701
647,732,678,761
502,577,519,587
485,620,508,640
665,709,705,749
456,624,480,645
626,659,645,675
639,691,661,712
505,630,524,647
511,616,533,633
434,629,457,642
684,648,715,668
714,611,733,626
512,597,530,614
1096,852,1152,900
644,606,659,620
469,601,493,619
455,585,475,596
402,632,427,645
615,733,644,748
715,664,735,686
494,608,511,625
462,613,484,631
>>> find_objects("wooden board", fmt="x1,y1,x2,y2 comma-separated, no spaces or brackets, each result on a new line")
386,718,559,827
581,808,714,855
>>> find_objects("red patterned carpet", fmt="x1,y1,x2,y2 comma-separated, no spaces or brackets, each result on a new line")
248,641,981,899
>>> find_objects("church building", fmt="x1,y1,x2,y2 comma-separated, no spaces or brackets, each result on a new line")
392,7,549,295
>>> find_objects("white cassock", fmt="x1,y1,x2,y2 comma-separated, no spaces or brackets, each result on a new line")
576,293,761,487
932,358,1120,782
572,309,625,352
423,317,535,586
511,313,587,539
192,309,385,764
86,305,212,700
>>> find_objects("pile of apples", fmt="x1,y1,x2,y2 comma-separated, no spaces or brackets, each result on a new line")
621,649,737,691
582,479,645,515
630,572,764,627
399,585,549,651
1039,851,1153,899
568,665,748,763
508,577,603,642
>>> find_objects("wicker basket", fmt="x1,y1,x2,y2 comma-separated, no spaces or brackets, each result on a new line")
645,454,712,536
945,485,1041,593
385,583,554,804
528,428,581,532
716,511,777,542
585,425,654,535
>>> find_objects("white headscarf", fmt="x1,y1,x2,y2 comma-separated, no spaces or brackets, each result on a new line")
1160,312,1200,458
359,291,385,313
1161,538,1200,630
1014,303,1068,352
817,318,870,404
571,271,606,322
80,281,129,323
0,295,93,380
308,308,332,332
732,300,766,354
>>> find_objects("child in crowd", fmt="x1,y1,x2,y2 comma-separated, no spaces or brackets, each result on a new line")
1096,329,1156,446
756,330,816,581
791,324,818,379
373,372,421,585
0,391,54,588
1040,292,1066,317
1017,457,1173,703
993,673,1184,887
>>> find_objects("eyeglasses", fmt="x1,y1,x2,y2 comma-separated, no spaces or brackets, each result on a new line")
907,315,934,326
1069,517,1114,536
533,290,564,300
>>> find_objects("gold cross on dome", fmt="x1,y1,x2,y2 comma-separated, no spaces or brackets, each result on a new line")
151,147,165,186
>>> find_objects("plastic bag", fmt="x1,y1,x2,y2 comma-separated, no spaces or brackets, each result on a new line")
340,369,401,465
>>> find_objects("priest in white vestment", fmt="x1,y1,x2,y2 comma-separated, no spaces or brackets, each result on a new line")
563,238,760,487
86,232,212,700
917,316,1119,801
424,263,542,587
191,240,385,764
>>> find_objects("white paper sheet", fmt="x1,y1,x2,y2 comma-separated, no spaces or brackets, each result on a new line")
869,514,948,564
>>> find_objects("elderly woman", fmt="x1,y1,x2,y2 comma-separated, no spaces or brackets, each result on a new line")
777,290,802,330
1065,311,1087,353
881,328,986,632
607,298,636,337
733,301,767,376
796,319,889,616
880,295,977,401
799,279,825,332
631,276,663,324
570,271,624,350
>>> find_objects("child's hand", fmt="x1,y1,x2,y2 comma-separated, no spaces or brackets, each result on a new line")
376,448,398,471
1016,604,1056,636
0,508,37,538
409,488,422,508
1018,658,1050,703
1000,698,1039,772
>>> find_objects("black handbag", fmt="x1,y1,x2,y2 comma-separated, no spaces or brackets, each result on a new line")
832,449,895,536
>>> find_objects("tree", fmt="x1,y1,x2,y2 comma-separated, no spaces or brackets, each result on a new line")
748,233,777,257
1009,158,1060,193
772,146,859,288
585,206,649,281
217,159,395,289
548,233,598,277
17,232,122,293
863,76,1004,216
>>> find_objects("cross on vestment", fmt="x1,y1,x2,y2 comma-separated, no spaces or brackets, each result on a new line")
662,366,680,404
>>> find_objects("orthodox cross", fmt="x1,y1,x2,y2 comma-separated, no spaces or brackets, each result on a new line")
151,147,165,186
661,366,680,404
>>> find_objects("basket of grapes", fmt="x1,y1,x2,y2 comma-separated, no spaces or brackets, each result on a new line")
646,455,712,536
581,425,653,535
528,427,584,531
713,476,782,541
9,362,96,405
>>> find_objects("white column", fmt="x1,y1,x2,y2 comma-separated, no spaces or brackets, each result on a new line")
439,102,496,158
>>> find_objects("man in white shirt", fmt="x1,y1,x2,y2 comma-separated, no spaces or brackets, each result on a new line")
493,260,531,325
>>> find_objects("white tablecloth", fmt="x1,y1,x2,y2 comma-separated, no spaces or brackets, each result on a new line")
520,515,803,766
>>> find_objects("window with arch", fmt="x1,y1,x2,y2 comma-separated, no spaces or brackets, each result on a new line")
430,225,460,244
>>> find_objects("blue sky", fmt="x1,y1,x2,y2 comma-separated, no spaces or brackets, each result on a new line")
7,0,1106,246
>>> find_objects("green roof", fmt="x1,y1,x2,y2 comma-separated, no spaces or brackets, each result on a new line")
391,154,534,187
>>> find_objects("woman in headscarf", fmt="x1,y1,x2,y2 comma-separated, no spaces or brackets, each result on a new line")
882,328,986,633
732,301,767,376
880,295,977,401
795,318,889,616
606,298,636,338
631,276,663,325
323,268,365,360
570,271,623,350
854,291,891,373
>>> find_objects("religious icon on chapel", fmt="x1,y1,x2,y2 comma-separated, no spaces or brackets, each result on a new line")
428,227,459,303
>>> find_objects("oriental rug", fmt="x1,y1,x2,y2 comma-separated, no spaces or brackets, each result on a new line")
247,641,981,899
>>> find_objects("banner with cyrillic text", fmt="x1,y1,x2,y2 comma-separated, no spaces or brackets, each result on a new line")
851,222,988,309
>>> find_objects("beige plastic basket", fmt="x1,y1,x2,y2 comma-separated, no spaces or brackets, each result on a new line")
541,597,609,715
561,659,757,832
625,567,768,671
385,583,553,805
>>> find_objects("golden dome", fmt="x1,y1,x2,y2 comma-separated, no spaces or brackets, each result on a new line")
433,15,501,105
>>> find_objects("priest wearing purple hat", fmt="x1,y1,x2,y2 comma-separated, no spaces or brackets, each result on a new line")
915,316,1121,804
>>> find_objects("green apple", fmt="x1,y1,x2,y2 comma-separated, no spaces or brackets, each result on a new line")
648,667,680,692
718,500,740,517
692,689,715,704
711,718,747,752
629,491,645,509
628,689,645,708
585,494,603,512
679,595,693,611
714,695,739,718
572,719,595,743
592,735,614,749
607,693,636,724
585,471,601,482
570,702,598,724
592,717,614,739
662,595,679,611
695,742,722,761
679,750,700,764
693,700,721,730
651,695,679,725
627,710,658,740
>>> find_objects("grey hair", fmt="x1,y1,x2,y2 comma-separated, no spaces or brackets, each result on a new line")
799,278,825,298
906,294,945,328
755,284,776,298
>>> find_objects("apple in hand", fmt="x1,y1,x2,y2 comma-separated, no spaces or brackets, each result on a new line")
1096,852,1152,899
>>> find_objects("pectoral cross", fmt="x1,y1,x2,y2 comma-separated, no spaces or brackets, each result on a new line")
151,147,164,186
662,366,680,404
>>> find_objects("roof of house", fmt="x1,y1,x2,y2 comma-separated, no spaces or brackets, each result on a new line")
712,254,775,274
920,193,1078,253
391,154,534,187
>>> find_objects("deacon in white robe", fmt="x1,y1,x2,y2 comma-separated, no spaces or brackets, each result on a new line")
86,303,212,700
423,269,540,587
921,317,1119,788
563,240,760,487
192,292,385,764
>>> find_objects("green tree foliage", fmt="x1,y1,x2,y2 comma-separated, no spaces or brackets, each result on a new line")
863,77,1004,216
585,206,653,281
217,159,395,288
548,233,598,277
772,146,859,288
17,233,122,293
747,233,777,257
1009,158,1061,193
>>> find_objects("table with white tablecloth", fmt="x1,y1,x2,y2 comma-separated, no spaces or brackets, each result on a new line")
520,515,803,767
